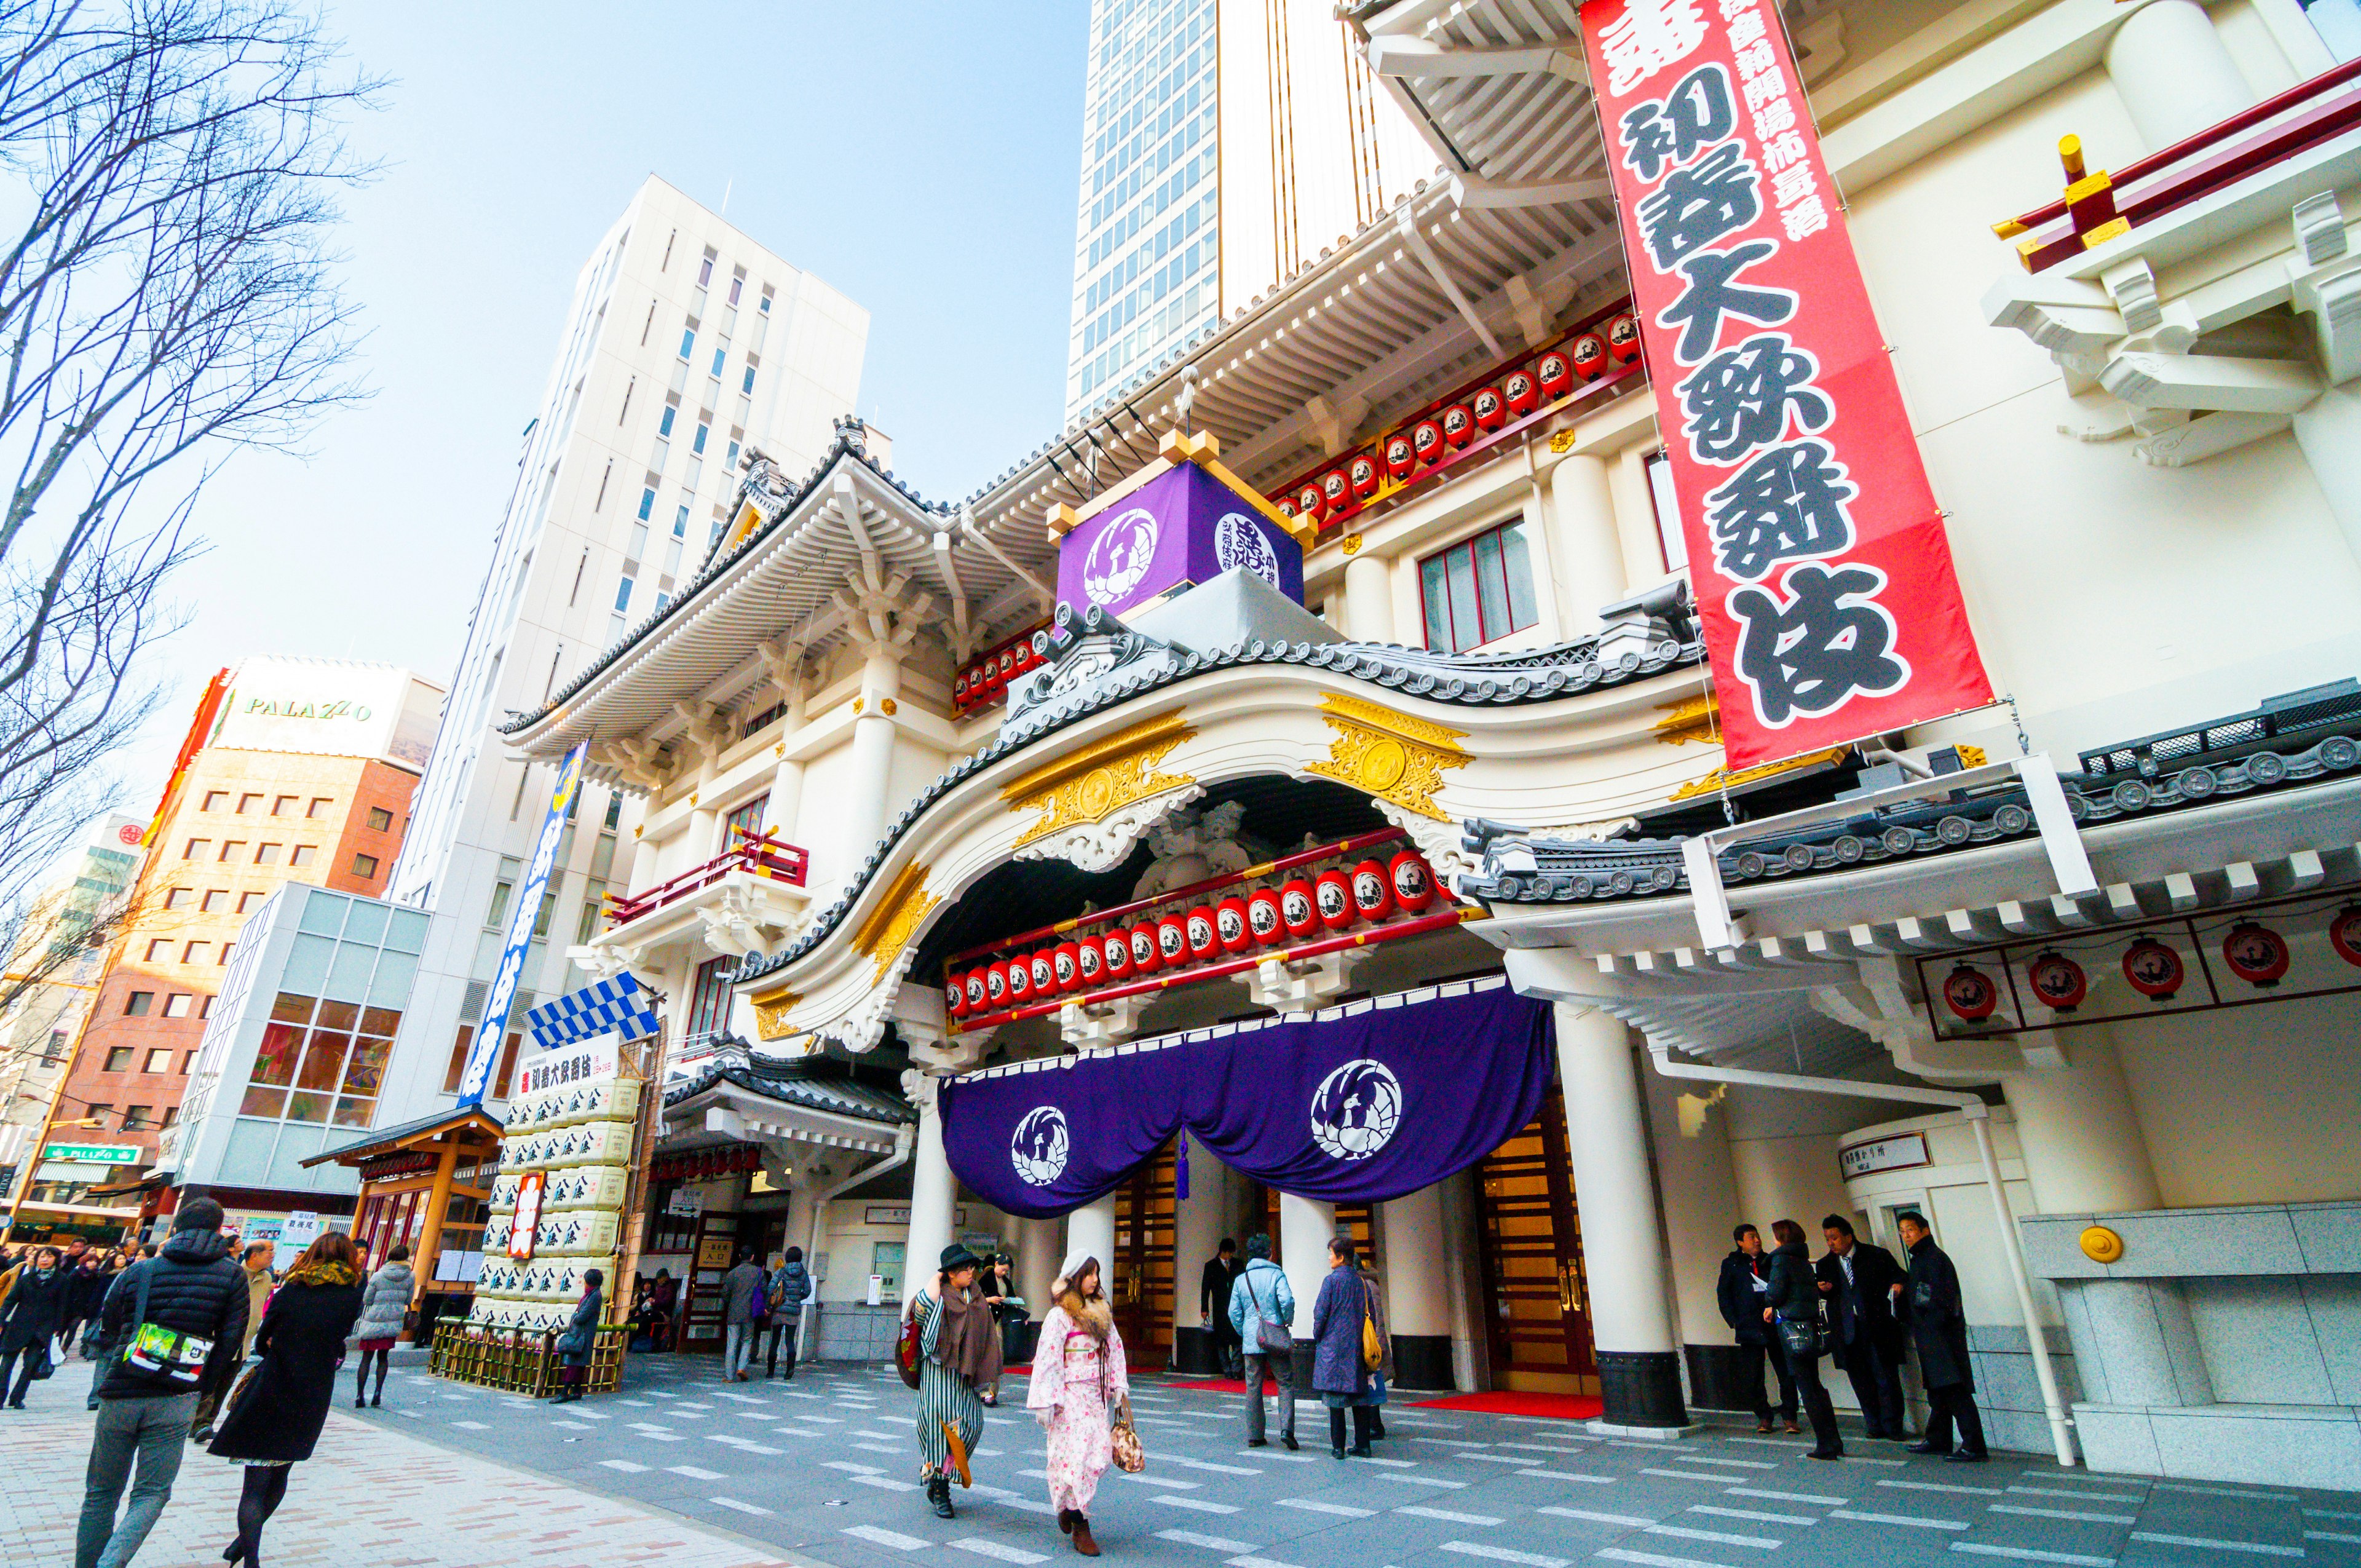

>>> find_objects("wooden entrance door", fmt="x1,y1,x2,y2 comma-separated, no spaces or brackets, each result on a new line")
1113,1139,1177,1364
1474,1088,1597,1393
681,1212,740,1353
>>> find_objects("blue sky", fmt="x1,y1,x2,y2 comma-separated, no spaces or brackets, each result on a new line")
104,1,1085,806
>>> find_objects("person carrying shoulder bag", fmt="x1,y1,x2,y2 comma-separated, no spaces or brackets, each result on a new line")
1762,1218,1843,1461
1225,1234,1296,1451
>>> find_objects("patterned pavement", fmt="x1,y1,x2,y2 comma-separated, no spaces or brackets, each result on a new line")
7,1349,2357,1568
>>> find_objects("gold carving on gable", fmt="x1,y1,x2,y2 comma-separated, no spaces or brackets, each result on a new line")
1001,712,1198,849
1304,694,1469,820
1653,693,1720,748
749,988,803,1041
851,860,941,983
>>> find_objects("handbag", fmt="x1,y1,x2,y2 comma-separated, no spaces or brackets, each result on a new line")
121,1261,213,1388
1776,1314,1825,1361
1359,1281,1383,1372
1100,1344,1145,1473
1243,1269,1290,1354
895,1299,923,1390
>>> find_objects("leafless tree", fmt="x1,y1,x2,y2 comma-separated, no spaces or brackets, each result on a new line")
0,0,378,914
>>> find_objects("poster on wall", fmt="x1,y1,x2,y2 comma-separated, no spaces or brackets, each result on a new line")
1581,0,1992,769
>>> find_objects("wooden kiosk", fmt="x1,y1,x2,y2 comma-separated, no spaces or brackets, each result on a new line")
305,1106,505,1340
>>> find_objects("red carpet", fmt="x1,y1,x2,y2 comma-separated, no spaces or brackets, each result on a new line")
1162,1376,1280,1395
1408,1390,1604,1420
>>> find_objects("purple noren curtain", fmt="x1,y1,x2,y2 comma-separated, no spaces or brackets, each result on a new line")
938,979,1554,1218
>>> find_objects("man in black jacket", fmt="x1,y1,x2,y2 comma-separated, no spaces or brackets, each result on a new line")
1200,1238,1243,1379
1899,1212,1987,1462
76,1197,248,1568
1817,1214,1910,1439
1714,1224,1795,1433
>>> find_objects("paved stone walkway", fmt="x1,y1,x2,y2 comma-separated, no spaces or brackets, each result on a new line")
8,1350,2357,1568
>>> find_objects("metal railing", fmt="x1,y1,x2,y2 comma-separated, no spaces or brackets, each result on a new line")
603,829,808,929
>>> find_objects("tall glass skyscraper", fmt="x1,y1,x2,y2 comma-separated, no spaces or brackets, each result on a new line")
1064,0,1435,422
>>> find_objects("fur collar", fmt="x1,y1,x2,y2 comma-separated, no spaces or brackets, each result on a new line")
1053,1278,1112,1341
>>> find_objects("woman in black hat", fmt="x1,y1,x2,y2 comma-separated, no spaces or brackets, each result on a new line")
908,1243,1001,1519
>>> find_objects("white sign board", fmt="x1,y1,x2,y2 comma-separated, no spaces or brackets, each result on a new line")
518,1037,620,1097
866,1275,884,1307
275,1210,322,1271
1840,1132,1932,1180
666,1188,703,1219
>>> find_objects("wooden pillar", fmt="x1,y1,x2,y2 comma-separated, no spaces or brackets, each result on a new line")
406,1141,460,1340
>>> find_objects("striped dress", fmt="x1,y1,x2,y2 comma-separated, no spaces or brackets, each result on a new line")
911,1289,987,1479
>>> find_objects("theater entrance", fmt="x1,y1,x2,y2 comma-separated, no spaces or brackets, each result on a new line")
1474,1088,1597,1394
1112,1138,1177,1363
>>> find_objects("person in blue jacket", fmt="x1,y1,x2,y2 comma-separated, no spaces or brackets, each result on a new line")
1227,1233,1297,1449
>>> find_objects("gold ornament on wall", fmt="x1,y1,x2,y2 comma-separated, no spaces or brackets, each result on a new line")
1305,693,1469,820
749,988,803,1042
1340,533,1363,556
880,696,898,716
1001,711,1198,849
2079,1224,2125,1264
851,860,940,983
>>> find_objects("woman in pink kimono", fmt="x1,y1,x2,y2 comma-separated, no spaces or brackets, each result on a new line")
1026,1252,1128,1557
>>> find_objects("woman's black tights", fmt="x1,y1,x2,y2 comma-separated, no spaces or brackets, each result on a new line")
355,1347,388,1403
231,1464,290,1563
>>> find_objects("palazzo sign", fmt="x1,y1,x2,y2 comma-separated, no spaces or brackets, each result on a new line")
1582,0,1991,768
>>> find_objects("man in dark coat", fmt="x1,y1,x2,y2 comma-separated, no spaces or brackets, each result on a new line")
0,1245,73,1406
1816,1214,1910,1439
1199,1238,1243,1379
77,1197,248,1568
1898,1212,1987,1462
1715,1224,1795,1432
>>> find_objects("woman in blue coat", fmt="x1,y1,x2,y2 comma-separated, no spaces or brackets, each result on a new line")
1308,1238,1375,1459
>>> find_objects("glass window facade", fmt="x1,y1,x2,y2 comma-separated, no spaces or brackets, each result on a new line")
1419,519,1541,654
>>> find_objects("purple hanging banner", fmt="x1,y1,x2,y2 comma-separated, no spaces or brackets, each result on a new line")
939,980,1555,1218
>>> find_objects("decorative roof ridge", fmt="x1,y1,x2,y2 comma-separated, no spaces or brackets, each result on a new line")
659,1057,913,1123
729,627,1706,988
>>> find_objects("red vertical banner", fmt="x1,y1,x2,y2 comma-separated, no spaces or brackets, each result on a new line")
1581,0,1992,769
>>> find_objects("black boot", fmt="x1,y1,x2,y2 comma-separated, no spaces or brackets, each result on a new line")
1329,1408,1348,1458
929,1476,956,1519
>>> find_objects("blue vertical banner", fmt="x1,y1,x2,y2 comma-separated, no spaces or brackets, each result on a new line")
458,740,588,1108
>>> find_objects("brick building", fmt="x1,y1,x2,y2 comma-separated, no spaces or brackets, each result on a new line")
29,657,442,1235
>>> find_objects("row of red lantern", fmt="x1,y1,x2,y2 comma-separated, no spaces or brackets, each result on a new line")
954,623,1051,712
1942,912,2361,1022
947,850,1438,1020
1276,315,1641,528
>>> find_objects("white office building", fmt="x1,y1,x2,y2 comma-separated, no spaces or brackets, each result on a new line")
1064,0,1436,419
381,175,868,1123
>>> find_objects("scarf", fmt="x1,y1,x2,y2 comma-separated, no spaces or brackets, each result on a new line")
1053,1277,1112,1344
931,1283,1002,1387
285,1262,360,1289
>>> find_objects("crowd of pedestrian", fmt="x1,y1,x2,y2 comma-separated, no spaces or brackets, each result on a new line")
713,1245,815,1382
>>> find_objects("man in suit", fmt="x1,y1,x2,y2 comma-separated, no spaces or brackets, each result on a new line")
1816,1213,1910,1439
1899,1211,1987,1462
1715,1223,1795,1433
1200,1238,1244,1379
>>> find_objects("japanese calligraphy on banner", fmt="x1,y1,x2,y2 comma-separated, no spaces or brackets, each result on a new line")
1581,0,1992,769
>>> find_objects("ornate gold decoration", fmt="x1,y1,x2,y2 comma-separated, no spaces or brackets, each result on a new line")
2079,1224,2125,1264
852,697,864,714
1653,693,1720,748
1305,694,1469,820
1001,711,1198,849
1668,747,1846,802
749,988,803,1042
1340,534,1363,556
633,826,643,839
880,697,898,716
852,860,940,983
774,742,786,757
1547,430,1577,454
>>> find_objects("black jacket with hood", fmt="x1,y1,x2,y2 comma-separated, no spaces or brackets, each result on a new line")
96,1225,248,1400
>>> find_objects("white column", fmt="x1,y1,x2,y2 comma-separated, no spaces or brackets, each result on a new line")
1609,446,1669,588
1066,1193,1117,1277
2105,0,2254,149
1380,1184,1455,1390
903,1075,955,1306
2003,1032,2162,1216
1555,1004,1689,1430
2295,381,2361,572
1543,453,1631,635
1017,1215,1063,1313
1345,552,1394,644
838,649,906,864
1171,1136,1225,1331
1278,1192,1335,1344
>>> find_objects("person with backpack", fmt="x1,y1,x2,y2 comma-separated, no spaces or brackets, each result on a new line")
765,1247,812,1380
1225,1233,1296,1450
75,1197,248,1568
1310,1238,1377,1459
205,1230,367,1565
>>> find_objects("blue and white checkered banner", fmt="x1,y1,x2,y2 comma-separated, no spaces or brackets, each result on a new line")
526,971,662,1052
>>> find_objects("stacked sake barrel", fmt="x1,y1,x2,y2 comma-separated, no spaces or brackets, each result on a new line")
469,1072,641,1333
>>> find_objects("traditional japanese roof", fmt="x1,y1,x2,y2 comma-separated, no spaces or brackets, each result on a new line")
302,1106,505,1168
660,1056,912,1128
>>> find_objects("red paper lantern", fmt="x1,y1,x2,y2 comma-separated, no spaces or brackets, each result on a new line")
1314,868,1355,930
962,971,989,1015
2025,950,2087,1013
1185,907,1219,961
1348,453,1379,499
1471,386,1507,432
1053,941,1083,992
1295,482,1326,522
1388,849,1437,913
1350,860,1395,922
1217,896,1253,953
1028,951,1056,997
1537,351,1573,400
1941,964,1999,1022
2121,937,2185,1002
984,962,1010,1007
2331,906,2361,968
1410,419,1445,466
1280,877,1319,938
1077,935,1106,985
1275,496,1299,520
1606,312,1642,365
1005,956,1032,1004
1100,929,1133,980
1128,922,1162,975
953,669,971,708
1503,369,1539,416
1246,887,1286,946
2220,922,2290,988
1569,333,1608,382
1441,404,1475,449
1321,470,1351,514
1155,913,1189,967
944,975,967,1018
1383,433,1416,481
